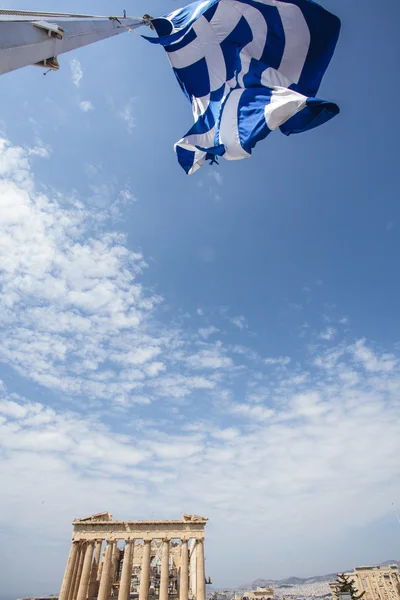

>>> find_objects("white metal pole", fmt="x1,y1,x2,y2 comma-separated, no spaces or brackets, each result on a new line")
0,16,145,76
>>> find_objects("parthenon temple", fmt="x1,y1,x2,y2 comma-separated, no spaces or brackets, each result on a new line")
59,513,209,600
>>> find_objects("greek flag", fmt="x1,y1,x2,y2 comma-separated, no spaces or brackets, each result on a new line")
145,0,340,174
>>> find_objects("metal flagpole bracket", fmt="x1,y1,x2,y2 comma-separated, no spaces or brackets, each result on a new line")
142,14,155,30
31,20,64,39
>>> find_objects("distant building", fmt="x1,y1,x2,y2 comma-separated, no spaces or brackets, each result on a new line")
330,565,400,600
235,587,274,600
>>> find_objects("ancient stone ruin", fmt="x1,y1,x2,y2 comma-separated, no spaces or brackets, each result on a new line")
59,513,209,600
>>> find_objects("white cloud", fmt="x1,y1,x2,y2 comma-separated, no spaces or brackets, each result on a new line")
351,339,397,373
111,346,162,366
230,403,274,421
70,58,83,87
319,326,337,340
119,189,136,202
246,391,268,404
0,137,173,402
209,170,223,185
288,302,303,310
119,98,135,133
1,136,400,593
186,346,233,370
265,356,291,366
211,427,239,441
28,146,50,158
79,100,94,112
198,326,219,339
230,315,247,330
291,391,328,418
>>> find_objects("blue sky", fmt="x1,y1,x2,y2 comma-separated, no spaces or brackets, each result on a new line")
0,0,400,597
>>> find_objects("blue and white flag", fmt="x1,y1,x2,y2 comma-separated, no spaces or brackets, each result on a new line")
145,0,340,174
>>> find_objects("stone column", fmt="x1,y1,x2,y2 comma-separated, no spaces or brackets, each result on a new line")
67,543,82,600
118,540,134,600
59,541,80,600
159,539,170,600
71,544,86,600
138,540,152,600
76,541,95,600
196,540,206,600
111,544,121,585
189,541,197,599
179,541,189,600
88,540,102,599
97,541,114,600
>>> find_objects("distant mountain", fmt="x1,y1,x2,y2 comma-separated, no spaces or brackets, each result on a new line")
242,560,400,590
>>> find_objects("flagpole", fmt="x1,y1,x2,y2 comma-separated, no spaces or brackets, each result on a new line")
0,12,146,76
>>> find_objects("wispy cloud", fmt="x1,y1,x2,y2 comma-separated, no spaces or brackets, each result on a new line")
1,135,400,592
350,338,397,372
79,100,94,112
119,98,136,133
230,315,247,330
264,356,291,366
185,343,233,370
27,145,50,158
319,326,336,341
70,58,83,87
198,326,220,339
209,170,223,185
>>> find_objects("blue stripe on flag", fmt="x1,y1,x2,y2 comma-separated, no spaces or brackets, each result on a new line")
174,57,211,98
276,0,341,96
165,27,197,52
240,2,286,71
237,88,272,154
219,16,253,81
204,3,219,22
176,146,196,174
279,97,339,135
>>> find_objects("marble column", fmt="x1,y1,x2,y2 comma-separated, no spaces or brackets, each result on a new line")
59,541,80,600
67,544,82,600
179,541,189,600
87,540,102,599
196,540,206,600
159,539,170,600
71,544,86,600
97,541,114,600
138,540,152,600
76,541,95,600
111,543,120,583
118,540,134,600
